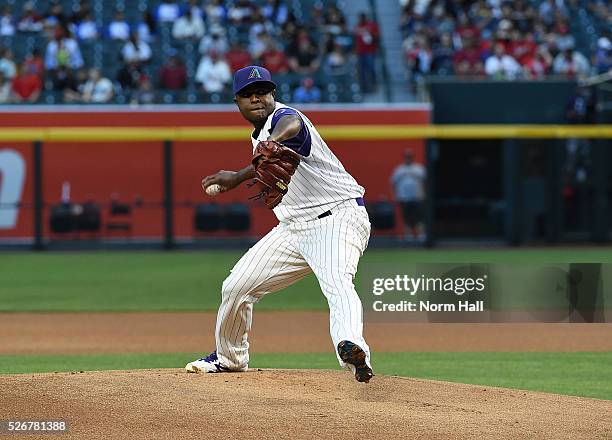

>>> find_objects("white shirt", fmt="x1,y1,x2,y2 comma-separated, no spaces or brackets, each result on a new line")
485,54,522,78
0,15,15,36
391,163,425,201
195,57,231,92
156,3,180,22
172,15,205,39
83,77,114,103
251,102,365,223
0,58,16,79
122,41,152,63
76,21,98,40
198,34,229,55
108,21,130,40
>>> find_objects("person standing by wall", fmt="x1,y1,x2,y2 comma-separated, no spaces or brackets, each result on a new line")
390,148,426,241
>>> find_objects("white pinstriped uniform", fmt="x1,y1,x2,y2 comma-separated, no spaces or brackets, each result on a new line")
215,102,372,371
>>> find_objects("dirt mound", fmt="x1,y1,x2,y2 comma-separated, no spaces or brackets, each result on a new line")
2,369,610,439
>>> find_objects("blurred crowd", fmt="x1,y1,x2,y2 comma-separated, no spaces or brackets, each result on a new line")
400,0,612,89
0,0,380,104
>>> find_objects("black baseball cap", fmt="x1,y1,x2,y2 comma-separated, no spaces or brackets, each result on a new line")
233,66,276,95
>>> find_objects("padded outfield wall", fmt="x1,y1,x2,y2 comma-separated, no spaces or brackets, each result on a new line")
0,105,429,243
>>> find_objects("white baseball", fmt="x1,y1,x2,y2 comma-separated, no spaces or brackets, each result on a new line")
205,184,223,196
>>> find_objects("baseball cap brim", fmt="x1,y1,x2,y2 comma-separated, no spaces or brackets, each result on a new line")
235,80,276,95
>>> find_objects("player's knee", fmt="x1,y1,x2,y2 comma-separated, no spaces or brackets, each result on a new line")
221,276,250,301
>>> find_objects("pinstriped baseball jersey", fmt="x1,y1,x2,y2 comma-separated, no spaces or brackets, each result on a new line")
251,102,365,223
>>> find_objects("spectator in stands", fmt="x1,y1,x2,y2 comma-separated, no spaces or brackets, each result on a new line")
323,5,345,36
11,63,42,103
228,1,255,25
195,49,231,93
121,32,152,65
249,9,275,42
281,12,299,43
485,42,522,79
292,77,321,103
187,0,205,21
354,12,379,93
44,29,84,71
431,33,455,75
248,29,272,60
404,34,432,87
199,30,229,56
594,37,612,74
555,22,575,52
156,0,181,23
287,30,320,75
51,65,76,92
136,11,156,43
108,11,130,41
70,0,91,25
81,68,114,103
206,0,227,27
260,41,289,74
17,2,43,33
0,48,17,80
23,48,45,82
553,47,590,78
262,0,288,26
117,61,143,91
76,12,99,41
63,67,88,102
43,1,68,35
323,42,349,76
172,9,205,40
0,72,11,103
539,0,567,27
130,76,156,105
509,31,537,67
453,36,484,76
391,148,426,242
0,6,15,36
225,41,252,73
159,55,187,90
525,45,553,79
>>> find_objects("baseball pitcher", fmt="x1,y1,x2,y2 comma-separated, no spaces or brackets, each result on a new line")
186,66,373,382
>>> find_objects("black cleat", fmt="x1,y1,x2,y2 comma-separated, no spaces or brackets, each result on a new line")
337,340,374,383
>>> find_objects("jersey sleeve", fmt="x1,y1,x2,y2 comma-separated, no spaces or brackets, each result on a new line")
270,107,312,156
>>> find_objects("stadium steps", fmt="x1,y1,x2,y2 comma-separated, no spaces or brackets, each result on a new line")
372,0,414,102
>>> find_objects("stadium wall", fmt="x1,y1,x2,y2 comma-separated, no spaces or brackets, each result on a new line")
0,105,429,241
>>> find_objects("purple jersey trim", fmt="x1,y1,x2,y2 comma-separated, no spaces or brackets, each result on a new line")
270,107,312,156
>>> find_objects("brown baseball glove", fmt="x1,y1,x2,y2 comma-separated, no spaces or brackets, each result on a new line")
250,140,301,209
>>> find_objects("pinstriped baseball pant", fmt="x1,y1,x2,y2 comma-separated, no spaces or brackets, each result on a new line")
215,203,371,371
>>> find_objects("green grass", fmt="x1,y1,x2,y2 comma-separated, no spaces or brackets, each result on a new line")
2,249,612,312
1,352,610,400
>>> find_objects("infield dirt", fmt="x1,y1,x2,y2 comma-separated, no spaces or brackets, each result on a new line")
1,312,612,354
2,312,612,439
3,368,612,439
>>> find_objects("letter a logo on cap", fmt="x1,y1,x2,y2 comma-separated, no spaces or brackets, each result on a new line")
248,67,262,79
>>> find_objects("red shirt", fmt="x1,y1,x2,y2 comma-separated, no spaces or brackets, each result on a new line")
159,64,186,90
225,49,252,73
12,74,41,100
509,40,537,65
261,49,289,74
354,21,379,54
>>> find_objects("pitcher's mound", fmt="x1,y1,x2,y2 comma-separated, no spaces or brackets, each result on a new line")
2,369,610,439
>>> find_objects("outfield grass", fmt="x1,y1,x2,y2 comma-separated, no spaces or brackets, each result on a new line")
0,352,610,400
2,249,612,312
